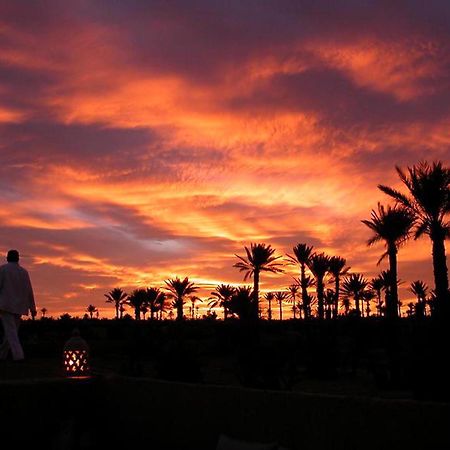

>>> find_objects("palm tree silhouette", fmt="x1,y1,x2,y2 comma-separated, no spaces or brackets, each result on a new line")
234,243,283,320
370,276,385,317
127,289,148,320
287,283,300,319
86,304,98,319
157,292,167,320
189,296,203,319
363,290,375,317
341,273,369,315
228,286,255,321
165,277,198,321
379,161,450,315
362,203,415,319
104,288,128,319
264,292,274,321
410,280,429,318
275,291,288,320
146,287,165,320
287,244,314,319
328,256,350,319
209,284,236,320
307,252,331,319
40,307,47,318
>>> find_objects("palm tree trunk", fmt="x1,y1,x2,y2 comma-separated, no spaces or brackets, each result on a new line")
253,269,260,320
292,295,296,320
431,236,449,316
387,244,399,319
135,307,140,321
268,299,272,321
177,297,183,321
301,263,309,319
279,300,282,321
115,304,119,319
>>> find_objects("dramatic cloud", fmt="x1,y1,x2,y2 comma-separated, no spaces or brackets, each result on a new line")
0,1,449,317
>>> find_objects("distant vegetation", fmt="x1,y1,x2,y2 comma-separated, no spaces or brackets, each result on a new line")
42,161,449,322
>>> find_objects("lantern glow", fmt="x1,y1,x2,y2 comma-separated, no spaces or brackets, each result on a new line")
63,329,91,378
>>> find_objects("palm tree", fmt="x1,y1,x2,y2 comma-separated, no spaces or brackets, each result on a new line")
157,292,167,320
264,292,275,321
286,283,300,319
275,291,288,320
146,287,164,320
40,307,48,318
307,252,331,319
165,277,198,321
362,203,415,319
341,273,369,315
328,256,350,319
228,286,255,321
363,290,375,317
234,243,283,320
410,280,428,318
379,161,450,314
287,244,314,319
119,303,126,319
104,287,128,319
209,284,236,320
370,276,385,317
86,304,98,319
127,289,148,320
189,296,203,319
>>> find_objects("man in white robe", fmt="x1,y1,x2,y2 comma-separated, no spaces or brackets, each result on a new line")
0,249,36,361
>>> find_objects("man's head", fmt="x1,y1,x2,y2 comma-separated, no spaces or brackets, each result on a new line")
6,249,19,263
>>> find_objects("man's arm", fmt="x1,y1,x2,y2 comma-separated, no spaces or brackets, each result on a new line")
27,272,36,317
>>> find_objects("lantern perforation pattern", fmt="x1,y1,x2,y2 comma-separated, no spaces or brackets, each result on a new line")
63,329,91,378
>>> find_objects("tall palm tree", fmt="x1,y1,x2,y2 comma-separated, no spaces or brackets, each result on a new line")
234,243,283,320
341,273,369,315
127,289,148,320
104,287,128,319
209,284,236,320
328,256,350,319
228,286,255,321
370,276,385,317
264,292,275,321
86,304,98,319
410,280,429,318
287,244,314,319
275,291,288,321
379,161,450,314
362,203,415,319
165,277,198,321
307,252,331,319
287,283,300,319
40,307,48,318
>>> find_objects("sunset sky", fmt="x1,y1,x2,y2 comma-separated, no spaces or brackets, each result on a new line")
1,1,449,317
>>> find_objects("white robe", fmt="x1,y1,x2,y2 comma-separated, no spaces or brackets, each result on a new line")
0,262,35,315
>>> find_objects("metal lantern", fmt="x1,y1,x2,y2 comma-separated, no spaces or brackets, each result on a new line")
63,328,90,378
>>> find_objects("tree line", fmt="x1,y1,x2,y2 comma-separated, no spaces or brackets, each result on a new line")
50,160,449,322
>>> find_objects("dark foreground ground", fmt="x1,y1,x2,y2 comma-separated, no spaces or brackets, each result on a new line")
1,318,450,449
